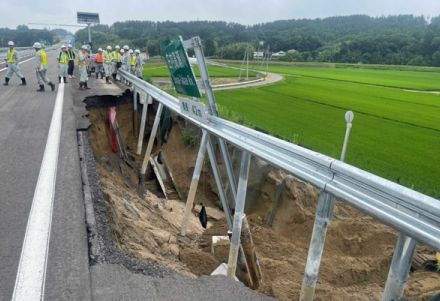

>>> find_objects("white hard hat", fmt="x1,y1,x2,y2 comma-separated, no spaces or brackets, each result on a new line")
135,49,140,54
98,48,103,52
115,45,120,49
81,45,88,50
68,44,72,48
123,45,129,50
120,49,125,53
107,46,112,50
129,49,133,54
8,41,14,46
61,45,66,48
33,42,42,49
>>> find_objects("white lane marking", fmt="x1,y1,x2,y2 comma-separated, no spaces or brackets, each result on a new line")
12,82,65,301
0,57,35,72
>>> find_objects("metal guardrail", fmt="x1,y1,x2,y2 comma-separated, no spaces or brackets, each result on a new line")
118,67,440,301
0,46,58,62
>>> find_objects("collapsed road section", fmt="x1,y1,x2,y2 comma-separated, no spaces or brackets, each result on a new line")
74,86,439,301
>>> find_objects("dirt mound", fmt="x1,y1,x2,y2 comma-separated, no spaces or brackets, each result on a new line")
87,102,440,301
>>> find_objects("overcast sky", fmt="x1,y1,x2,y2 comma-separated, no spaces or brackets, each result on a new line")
1,0,440,31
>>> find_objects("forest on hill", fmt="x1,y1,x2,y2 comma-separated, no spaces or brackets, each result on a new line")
0,25,59,47
75,15,440,66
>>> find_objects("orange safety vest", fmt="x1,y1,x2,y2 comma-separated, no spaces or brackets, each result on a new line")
96,53,103,63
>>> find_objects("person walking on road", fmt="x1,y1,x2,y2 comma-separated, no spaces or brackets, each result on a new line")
33,42,55,92
134,49,144,79
67,44,76,78
58,45,69,83
78,45,90,90
3,41,26,86
112,45,121,80
95,48,105,79
104,46,113,84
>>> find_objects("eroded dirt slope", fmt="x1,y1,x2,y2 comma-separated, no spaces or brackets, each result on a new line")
88,103,440,301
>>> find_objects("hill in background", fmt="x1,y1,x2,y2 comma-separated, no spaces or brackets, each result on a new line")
75,15,440,66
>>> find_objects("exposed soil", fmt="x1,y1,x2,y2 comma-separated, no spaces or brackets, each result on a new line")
87,100,440,301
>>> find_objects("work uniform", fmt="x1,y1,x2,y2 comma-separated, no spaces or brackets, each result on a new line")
5,48,26,85
78,51,88,82
104,51,113,82
121,52,130,71
35,49,55,91
95,52,104,79
58,51,69,83
112,50,121,79
78,50,90,89
130,54,136,74
135,54,144,78
67,48,76,77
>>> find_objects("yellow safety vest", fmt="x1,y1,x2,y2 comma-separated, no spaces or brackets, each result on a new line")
104,51,112,63
7,49,16,63
67,49,75,60
39,50,48,67
112,51,121,62
59,52,68,64
130,55,136,66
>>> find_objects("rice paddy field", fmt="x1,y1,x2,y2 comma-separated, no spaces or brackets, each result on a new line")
143,61,440,199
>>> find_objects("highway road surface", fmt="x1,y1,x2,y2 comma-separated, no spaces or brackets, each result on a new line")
0,50,91,300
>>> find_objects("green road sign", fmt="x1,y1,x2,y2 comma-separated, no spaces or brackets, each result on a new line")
163,39,201,98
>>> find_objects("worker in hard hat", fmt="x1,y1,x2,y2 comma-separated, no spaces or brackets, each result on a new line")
95,48,104,79
104,46,113,84
112,45,121,80
58,45,69,83
121,48,129,71
78,45,90,89
121,45,129,71
67,44,76,78
129,49,135,74
134,49,144,79
3,41,26,86
33,42,55,92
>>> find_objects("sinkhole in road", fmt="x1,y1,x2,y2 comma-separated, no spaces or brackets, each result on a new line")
83,93,440,301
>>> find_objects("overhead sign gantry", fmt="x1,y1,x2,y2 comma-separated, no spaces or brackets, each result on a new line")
77,12,100,44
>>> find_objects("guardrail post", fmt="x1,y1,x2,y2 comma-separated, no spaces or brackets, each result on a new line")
140,102,163,175
382,234,417,301
219,139,238,201
180,130,208,236
190,36,238,203
133,88,139,138
136,94,150,155
227,151,251,277
300,192,335,301
206,135,233,229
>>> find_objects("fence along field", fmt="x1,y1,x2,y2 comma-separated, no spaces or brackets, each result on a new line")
143,61,440,199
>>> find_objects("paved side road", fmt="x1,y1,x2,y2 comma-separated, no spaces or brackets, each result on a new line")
0,51,91,300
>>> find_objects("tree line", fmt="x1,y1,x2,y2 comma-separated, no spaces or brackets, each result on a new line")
0,25,56,47
75,15,440,66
